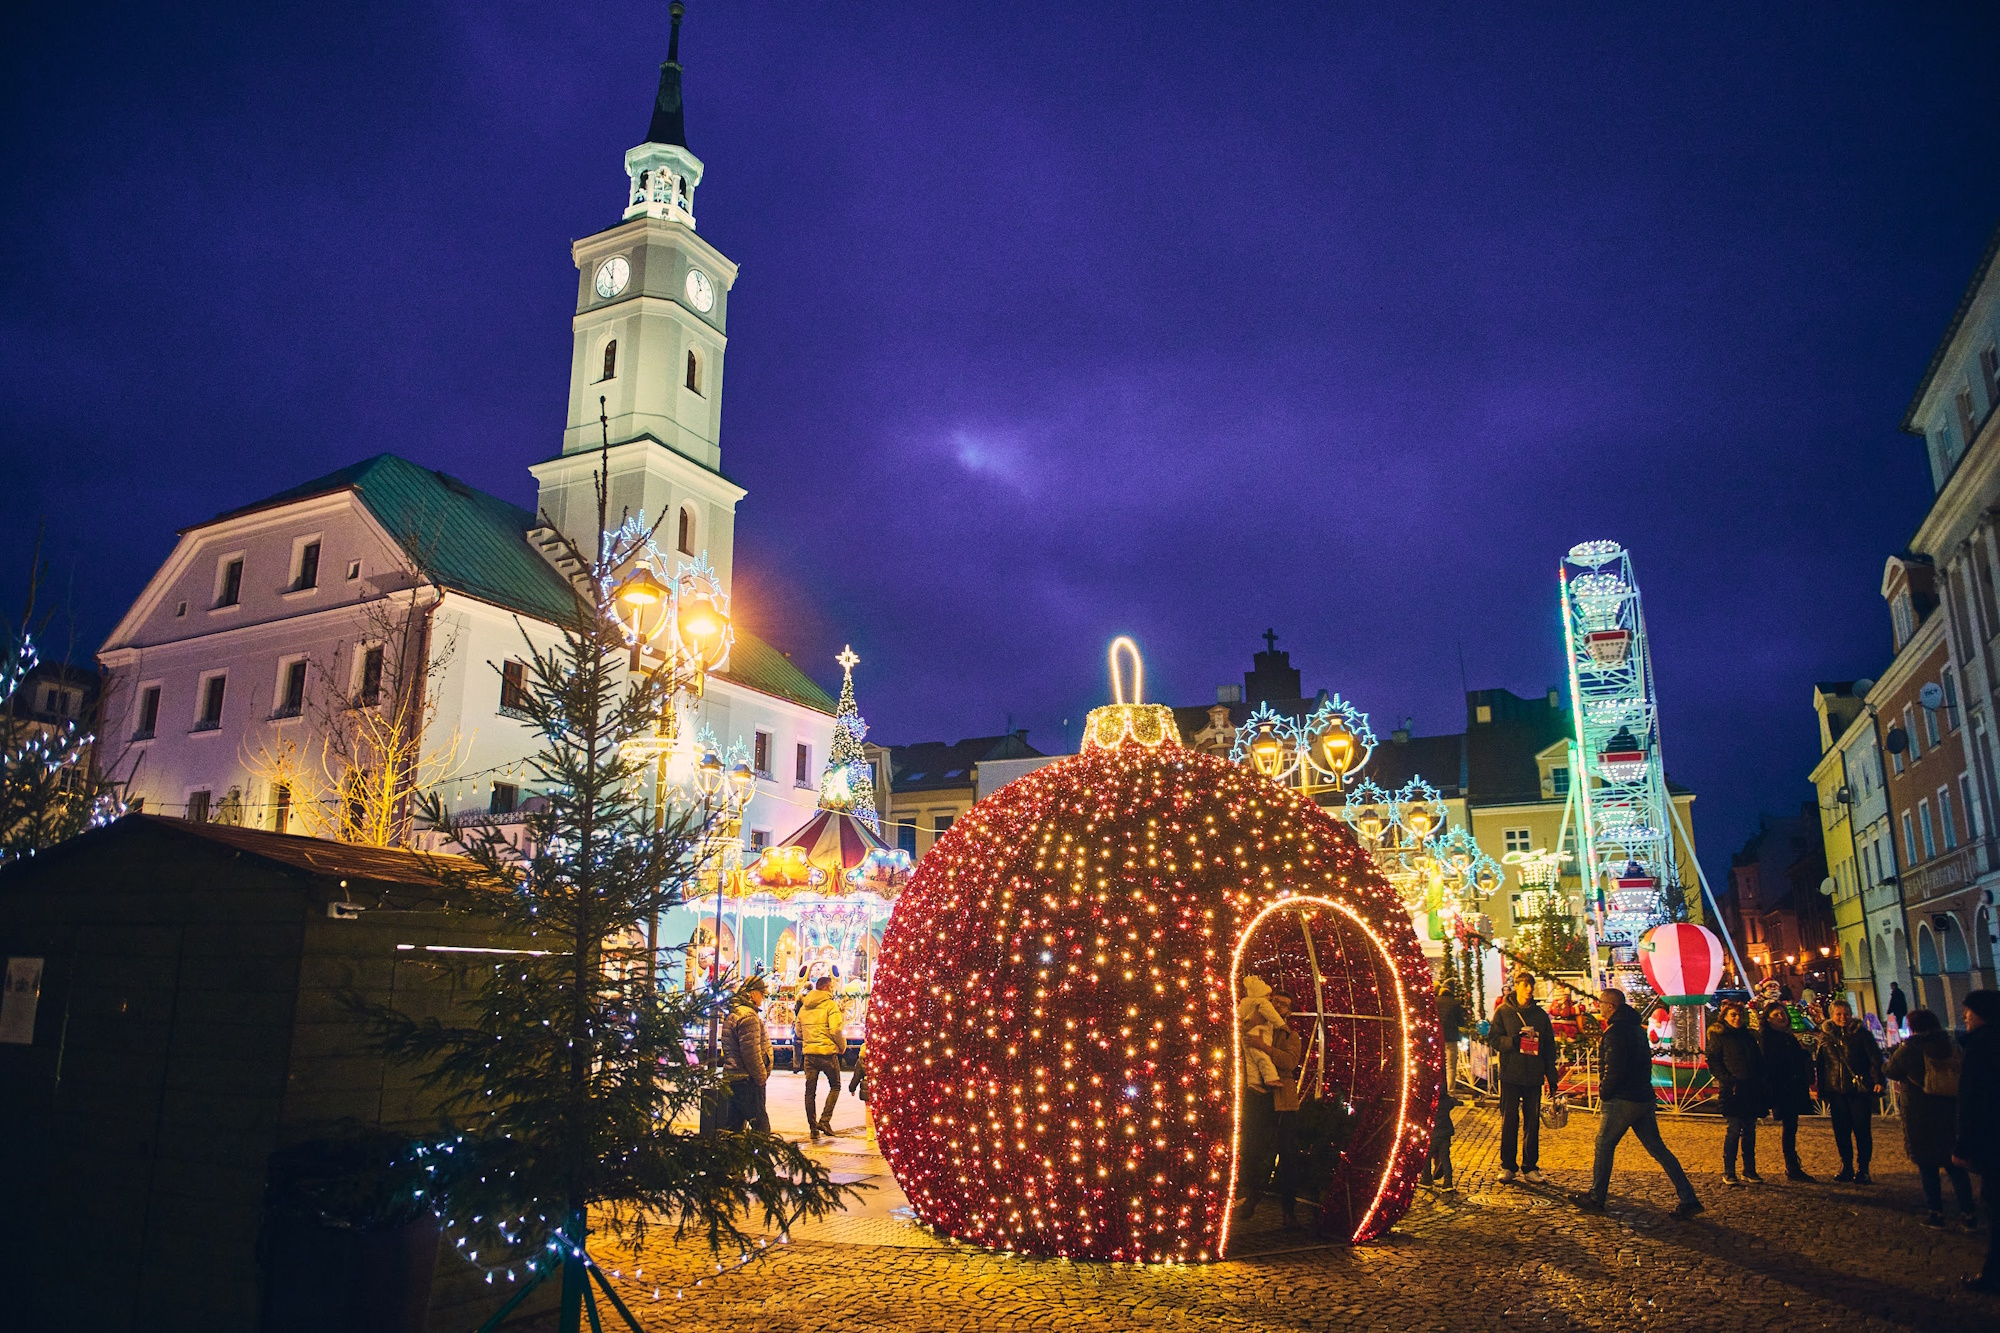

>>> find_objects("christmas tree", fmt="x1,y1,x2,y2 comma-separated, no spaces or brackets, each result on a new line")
818,645,878,830
364,459,854,1332
1,547,128,865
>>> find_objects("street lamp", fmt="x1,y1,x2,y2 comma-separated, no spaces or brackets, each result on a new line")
1249,719,1284,778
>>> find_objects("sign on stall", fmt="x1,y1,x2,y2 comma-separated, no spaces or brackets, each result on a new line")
0,957,43,1044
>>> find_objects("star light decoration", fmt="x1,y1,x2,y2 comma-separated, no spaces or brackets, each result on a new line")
868,639,1440,1262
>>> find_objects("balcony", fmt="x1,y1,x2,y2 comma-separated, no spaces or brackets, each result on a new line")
1900,841,1983,907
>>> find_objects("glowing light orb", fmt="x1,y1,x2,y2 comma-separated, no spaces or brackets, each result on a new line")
869,705,1440,1261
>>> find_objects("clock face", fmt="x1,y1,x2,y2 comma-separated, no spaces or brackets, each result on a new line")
685,267,715,313
594,255,630,300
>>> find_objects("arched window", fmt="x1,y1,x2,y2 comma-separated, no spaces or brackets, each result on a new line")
677,505,696,556
685,348,701,394
602,339,618,380
1917,923,1940,975
1940,913,1971,973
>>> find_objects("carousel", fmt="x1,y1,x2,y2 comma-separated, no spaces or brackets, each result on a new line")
693,649,912,1064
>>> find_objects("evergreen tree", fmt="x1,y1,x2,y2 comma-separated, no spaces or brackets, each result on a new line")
1,545,128,864
818,645,878,829
366,466,853,1332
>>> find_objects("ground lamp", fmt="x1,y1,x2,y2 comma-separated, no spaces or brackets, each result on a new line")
869,639,1441,1261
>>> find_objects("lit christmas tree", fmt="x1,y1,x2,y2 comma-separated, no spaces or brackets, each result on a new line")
817,645,878,830
1,558,128,865
363,456,853,1332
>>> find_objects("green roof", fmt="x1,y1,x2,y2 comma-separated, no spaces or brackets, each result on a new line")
208,453,833,715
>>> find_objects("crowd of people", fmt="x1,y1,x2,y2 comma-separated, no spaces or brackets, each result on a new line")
1424,970,1999,1294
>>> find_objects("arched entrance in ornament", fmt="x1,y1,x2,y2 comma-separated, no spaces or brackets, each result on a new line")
1225,896,1416,1251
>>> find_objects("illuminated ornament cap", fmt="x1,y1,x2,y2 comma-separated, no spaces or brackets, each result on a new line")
1081,636,1182,753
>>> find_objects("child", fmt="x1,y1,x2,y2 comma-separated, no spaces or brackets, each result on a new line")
1422,1087,1458,1190
1238,975,1290,1091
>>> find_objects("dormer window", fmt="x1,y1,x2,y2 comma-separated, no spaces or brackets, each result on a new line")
685,348,702,394
678,505,696,556
1892,592,1915,649
602,339,618,381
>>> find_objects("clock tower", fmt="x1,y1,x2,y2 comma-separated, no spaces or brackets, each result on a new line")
531,1,744,587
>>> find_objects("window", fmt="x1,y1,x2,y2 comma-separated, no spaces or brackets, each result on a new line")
187,790,211,824
273,783,292,834
196,674,227,730
490,782,518,816
216,556,244,608
1892,593,1914,648
1939,787,1958,850
1903,705,1921,761
358,645,385,707
1903,811,1917,864
749,828,771,850
685,348,701,394
175,601,187,617
678,506,695,556
1960,385,1979,446
135,685,160,739
1475,704,1492,724
933,814,955,839
602,339,618,380
1549,766,1569,795
1924,700,1941,749
275,659,306,718
1893,743,1905,775
1943,668,1961,730
1919,801,1937,861
1982,345,2000,415
1503,827,1532,853
795,742,812,786
1961,772,1980,840
753,730,772,778
291,539,320,592
896,820,917,854
500,659,527,712
346,559,361,581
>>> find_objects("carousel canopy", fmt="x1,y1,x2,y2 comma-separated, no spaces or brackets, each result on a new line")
742,805,909,899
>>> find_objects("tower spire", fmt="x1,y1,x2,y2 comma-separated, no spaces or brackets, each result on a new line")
623,1,704,224
645,0,689,148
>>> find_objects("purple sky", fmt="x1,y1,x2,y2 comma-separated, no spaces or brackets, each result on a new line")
5,3,1999,881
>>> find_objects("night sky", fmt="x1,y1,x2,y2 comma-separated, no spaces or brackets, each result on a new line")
5,3,1999,883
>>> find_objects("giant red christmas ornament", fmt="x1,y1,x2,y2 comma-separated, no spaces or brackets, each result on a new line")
869,641,1441,1261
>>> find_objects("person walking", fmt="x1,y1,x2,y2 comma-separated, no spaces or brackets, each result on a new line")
720,976,774,1134
1952,990,2000,1293
1759,1002,1817,1181
1706,1000,1768,1184
1571,989,1702,1219
1437,979,1467,1092
1817,999,1886,1184
1491,970,1559,1185
798,975,847,1141
1885,1008,1976,1229
1888,981,1910,1028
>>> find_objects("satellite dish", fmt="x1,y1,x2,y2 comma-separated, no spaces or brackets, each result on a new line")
1819,876,1835,897
1920,682,1945,710
1886,727,1909,754
1853,678,1876,697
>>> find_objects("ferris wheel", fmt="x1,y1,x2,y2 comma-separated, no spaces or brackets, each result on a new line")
1560,540,1681,949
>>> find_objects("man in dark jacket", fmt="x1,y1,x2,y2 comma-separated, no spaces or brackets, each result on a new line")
1573,990,1701,1218
1952,989,2000,1292
1888,981,1909,1026
1705,1000,1767,1183
1491,971,1559,1184
720,976,774,1134
1816,999,1886,1183
1437,979,1467,1092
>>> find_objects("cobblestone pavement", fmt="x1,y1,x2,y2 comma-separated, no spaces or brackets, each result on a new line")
526,1076,1997,1333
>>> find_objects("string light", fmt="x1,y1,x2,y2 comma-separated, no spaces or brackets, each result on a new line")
869,643,1440,1261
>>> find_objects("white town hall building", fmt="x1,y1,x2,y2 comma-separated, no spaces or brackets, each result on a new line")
96,18,838,851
